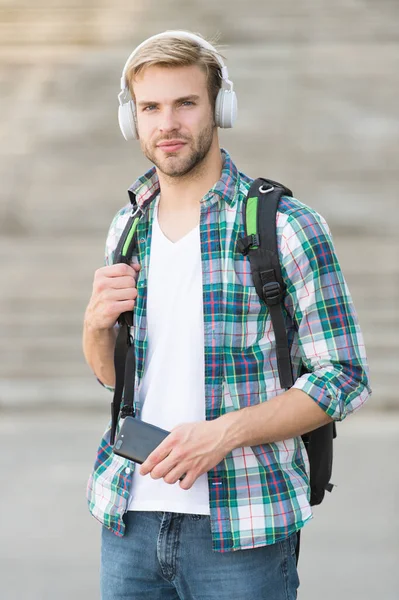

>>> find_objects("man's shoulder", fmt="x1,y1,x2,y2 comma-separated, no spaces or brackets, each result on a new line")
104,202,132,264
110,202,132,225
276,195,331,241
107,202,133,240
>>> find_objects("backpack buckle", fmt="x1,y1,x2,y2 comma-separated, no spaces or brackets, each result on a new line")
262,281,283,306
237,234,260,256
120,404,134,419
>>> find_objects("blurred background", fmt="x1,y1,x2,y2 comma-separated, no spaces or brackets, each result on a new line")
0,0,398,598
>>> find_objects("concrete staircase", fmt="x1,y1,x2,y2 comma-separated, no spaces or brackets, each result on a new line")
1,0,398,410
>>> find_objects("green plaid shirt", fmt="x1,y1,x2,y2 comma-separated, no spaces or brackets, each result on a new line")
87,149,370,552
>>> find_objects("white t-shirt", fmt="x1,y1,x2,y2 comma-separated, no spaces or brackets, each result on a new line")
127,200,210,514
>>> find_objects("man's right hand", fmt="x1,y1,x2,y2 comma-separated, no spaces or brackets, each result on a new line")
84,263,141,331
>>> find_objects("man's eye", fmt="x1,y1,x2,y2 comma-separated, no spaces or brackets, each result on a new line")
143,105,156,112
181,101,194,106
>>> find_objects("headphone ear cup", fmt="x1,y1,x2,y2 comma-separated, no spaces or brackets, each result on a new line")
118,100,138,140
215,89,237,129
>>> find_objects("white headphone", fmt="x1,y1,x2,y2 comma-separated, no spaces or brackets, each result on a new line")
117,30,238,141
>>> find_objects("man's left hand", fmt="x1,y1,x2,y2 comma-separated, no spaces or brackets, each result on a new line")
139,418,232,490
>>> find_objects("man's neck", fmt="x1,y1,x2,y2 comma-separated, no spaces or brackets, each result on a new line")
156,142,223,211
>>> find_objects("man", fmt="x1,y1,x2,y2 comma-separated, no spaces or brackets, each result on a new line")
83,30,371,600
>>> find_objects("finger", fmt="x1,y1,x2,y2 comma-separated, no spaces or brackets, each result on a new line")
150,454,180,480
101,263,138,278
129,262,141,273
113,299,136,313
104,275,138,290
105,288,138,302
140,437,173,475
162,465,188,485
179,471,196,490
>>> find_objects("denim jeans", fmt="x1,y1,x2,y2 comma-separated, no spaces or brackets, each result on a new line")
101,511,300,600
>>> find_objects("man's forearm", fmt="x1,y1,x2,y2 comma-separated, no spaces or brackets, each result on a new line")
220,388,333,451
82,321,117,388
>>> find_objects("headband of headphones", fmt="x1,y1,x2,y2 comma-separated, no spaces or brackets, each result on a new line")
117,30,237,140
119,30,233,95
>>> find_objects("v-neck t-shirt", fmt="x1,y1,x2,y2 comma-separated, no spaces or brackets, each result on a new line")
127,200,210,514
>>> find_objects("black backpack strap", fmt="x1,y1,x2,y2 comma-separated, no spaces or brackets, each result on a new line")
237,178,294,389
109,198,142,445
111,319,135,444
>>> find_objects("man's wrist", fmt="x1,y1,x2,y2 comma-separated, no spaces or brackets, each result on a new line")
217,408,247,454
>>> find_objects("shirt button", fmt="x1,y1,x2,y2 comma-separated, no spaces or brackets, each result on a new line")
125,467,131,475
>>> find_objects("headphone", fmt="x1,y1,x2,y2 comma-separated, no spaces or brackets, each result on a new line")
117,30,238,141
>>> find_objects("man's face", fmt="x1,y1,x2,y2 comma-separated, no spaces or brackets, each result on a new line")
133,64,216,177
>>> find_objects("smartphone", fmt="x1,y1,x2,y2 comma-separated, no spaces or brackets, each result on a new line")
113,416,170,464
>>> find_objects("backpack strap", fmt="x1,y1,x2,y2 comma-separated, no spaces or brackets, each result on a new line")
237,178,294,389
109,196,142,445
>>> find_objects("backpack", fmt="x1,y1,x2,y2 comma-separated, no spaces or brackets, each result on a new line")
237,178,336,509
109,178,336,514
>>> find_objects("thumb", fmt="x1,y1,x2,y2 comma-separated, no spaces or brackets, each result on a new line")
129,262,141,272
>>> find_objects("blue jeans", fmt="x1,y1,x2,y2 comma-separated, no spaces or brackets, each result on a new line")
101,511,300,599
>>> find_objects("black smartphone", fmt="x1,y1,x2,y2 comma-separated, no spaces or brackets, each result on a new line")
113,416,170,464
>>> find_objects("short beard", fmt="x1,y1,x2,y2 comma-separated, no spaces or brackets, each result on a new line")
141,121,214,179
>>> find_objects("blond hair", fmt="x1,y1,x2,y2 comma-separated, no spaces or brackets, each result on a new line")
125,32,224,107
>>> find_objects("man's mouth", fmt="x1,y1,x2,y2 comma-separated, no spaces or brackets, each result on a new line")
157,140,186,152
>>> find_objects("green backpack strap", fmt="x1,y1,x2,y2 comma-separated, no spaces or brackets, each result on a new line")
237,178,294,389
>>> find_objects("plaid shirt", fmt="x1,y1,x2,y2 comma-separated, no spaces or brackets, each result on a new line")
87,149,370,552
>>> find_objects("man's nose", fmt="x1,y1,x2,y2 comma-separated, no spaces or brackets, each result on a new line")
158,107,180,133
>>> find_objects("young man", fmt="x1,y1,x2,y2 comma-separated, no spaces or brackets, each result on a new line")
83,31,371,600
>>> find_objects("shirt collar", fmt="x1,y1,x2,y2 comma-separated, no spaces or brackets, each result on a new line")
127,148,240,211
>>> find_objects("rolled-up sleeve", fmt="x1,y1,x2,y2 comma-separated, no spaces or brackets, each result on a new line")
97,377,115,393
279,204,371,421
